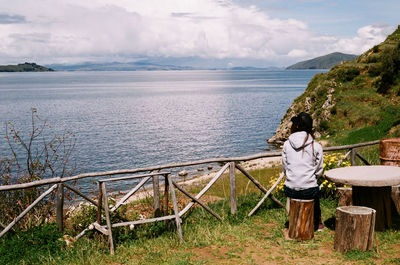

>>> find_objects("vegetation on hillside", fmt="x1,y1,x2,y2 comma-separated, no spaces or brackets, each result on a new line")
286,52,358,69
0,62,54,72
271,25,400,145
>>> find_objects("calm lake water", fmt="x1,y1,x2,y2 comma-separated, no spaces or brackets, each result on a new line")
0,70,324,191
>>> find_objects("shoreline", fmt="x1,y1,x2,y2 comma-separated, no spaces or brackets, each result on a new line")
123,156,282,203
65,156,283,214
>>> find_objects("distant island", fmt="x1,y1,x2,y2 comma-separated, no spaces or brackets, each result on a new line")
47,61,281,71
0,62,54,72
286,52,358,69
47,61,194,71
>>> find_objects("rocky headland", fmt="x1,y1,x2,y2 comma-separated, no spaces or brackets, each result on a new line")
269,25,400,145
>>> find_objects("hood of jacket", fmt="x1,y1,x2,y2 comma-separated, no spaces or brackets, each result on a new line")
288,131,313,150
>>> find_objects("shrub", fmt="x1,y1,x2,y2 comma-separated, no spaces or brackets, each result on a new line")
376,44,400,94
268,173,285,196
368,64,381,77
330,106,337,115
0,109,76,230
319,120,330,131
320,153,351,198
334,66,360,82
67,204,98,234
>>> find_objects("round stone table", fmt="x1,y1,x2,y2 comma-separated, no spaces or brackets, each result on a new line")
325,165,400,231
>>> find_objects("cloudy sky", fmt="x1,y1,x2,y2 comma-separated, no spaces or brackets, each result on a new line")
0,0,398,67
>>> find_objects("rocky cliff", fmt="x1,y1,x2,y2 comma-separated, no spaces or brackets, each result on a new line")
269,26,400,145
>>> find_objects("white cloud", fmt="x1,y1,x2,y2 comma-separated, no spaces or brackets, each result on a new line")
288,49,308,57
0,0,396,65
327,24,394,55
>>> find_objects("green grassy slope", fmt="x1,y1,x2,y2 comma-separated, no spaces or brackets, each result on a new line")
276,26,400,145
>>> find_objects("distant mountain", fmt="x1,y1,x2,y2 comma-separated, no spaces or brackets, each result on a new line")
286,52,358,69
48,60,282,71
48,61,194,71
230,66,283,71
0,62,54,72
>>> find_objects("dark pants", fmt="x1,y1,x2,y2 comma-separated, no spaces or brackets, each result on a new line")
284,186,321,230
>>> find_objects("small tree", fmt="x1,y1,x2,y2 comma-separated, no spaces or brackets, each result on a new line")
0,108,76,230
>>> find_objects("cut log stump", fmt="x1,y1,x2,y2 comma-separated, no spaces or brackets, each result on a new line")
337,187,353,206
288,198,314,240
334,206,376,253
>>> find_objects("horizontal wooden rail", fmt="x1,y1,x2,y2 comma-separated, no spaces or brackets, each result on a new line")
0,140,380,191
322,140,380,151
99,172,169,183
111,215,176,228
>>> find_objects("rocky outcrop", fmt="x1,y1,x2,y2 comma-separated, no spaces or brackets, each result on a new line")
267,79,337,144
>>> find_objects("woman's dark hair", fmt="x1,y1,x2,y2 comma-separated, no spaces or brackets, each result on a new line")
290,112,313,135
290,112,315,157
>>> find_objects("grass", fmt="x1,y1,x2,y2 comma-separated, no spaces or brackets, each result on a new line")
2,166,400,265
333,104,400,145
283,26,400,144
5,195,398,265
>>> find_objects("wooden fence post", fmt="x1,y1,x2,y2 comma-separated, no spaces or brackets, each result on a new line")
97,182,103,225
229,162,237,214
167,175,183,242
101,182,114,255
163,175,169,225
350,148,357,166
56,183,64,232
153,175,161,217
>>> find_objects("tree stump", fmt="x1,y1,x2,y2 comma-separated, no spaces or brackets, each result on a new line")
288,199,314,240
337,187,353,206
334,206,376,252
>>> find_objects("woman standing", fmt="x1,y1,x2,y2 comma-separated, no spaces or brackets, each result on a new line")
282,112,325,231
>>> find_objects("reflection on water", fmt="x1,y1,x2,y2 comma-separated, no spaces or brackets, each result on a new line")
0,70,325,191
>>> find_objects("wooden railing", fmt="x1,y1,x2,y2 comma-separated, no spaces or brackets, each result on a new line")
0,139,380,253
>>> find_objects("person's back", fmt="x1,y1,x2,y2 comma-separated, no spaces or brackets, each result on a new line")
282,112,324,231
283,131,323,190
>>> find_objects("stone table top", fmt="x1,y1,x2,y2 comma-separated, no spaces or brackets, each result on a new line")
325,165,400,187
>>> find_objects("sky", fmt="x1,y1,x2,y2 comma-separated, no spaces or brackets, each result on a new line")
0,0,399,67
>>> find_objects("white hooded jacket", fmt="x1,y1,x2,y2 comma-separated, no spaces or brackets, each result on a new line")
282,131,324,190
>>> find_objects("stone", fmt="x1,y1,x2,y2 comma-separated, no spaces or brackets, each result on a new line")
178,170,188,177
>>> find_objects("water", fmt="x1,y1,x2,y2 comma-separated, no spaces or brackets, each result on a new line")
0,70,324,191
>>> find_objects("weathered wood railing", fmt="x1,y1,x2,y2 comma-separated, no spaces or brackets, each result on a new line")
0,140,380,252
